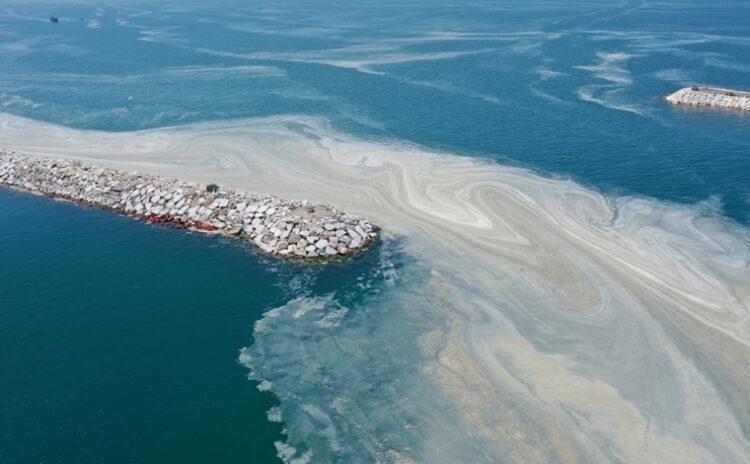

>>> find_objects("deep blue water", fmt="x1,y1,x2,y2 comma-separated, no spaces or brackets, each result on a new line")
2,1,749,462
0,189,286,463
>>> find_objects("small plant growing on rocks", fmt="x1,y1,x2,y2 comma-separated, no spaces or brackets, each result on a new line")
206,183,219,193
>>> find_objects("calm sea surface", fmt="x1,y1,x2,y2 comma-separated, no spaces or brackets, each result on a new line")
1,0,749,462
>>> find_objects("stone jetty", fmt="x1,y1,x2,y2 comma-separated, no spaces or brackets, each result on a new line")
666,86,750,111
0,149,378,260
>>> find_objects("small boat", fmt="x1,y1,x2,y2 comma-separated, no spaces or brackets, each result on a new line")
49,16,59,23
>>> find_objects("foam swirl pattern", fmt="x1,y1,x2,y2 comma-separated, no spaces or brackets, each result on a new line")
1,113,748,463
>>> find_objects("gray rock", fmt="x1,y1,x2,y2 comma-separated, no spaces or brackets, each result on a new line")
0,149,379,261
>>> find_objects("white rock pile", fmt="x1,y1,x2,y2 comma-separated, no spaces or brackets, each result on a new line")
0,149,378,260
666,86,750,111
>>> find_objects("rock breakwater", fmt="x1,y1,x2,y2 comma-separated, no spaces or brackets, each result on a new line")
666,86,750,111
0,149,378,260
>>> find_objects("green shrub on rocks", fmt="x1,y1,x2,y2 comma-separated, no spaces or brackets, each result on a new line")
206,183,219,193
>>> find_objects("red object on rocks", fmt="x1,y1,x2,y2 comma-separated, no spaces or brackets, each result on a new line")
142,214,218,232
144,214,174,224
187,221,219,232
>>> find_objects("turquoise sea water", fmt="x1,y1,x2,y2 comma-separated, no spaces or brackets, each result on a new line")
1,1,750,462
0,188,407,463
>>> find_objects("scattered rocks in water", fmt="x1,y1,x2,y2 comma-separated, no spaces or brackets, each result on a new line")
0,149,379,261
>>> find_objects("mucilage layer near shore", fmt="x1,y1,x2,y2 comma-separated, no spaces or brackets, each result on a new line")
0,149,378,260
1,114,749,463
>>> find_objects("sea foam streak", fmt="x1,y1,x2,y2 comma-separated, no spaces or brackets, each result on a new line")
1,113,748,463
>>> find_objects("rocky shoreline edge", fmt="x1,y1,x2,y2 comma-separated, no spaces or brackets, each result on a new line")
0,149,379,261
665,86,750,112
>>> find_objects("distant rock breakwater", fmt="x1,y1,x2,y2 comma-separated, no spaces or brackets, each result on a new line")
0,149,378,260
666,86,750,111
